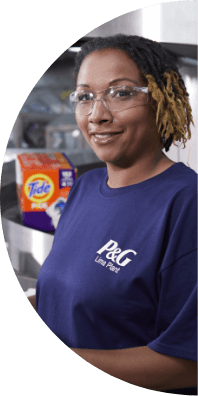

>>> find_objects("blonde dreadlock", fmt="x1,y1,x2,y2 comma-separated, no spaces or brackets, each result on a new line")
146,71,193,149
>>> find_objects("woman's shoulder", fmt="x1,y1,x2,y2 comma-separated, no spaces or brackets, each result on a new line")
164,162,198,210
168,162,197,195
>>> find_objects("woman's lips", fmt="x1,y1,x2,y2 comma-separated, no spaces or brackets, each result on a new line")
95,134,114,138
91,132,123,144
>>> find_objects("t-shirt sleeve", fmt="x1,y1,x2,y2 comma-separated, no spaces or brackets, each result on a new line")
147,249,197,361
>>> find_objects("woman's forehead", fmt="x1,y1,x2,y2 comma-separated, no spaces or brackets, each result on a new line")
76,48,146,89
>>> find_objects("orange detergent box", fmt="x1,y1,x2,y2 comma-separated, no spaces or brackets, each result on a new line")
15,152,77,232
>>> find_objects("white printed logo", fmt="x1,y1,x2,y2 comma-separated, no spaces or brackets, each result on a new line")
96,239,137,267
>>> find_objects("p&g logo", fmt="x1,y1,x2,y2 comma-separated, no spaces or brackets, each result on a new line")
24,173,55,203
97,239,137,267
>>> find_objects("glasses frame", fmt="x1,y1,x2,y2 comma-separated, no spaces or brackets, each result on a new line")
69,85,149,115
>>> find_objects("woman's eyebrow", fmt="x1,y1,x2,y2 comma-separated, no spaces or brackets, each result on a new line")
76,84,90,88
109,78,139,85
76,78,139,89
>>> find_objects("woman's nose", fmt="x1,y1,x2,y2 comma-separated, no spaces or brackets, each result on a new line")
88,98,113,124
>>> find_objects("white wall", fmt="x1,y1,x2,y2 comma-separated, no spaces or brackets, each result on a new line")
160,0,197,44
86,1,197,44
86,9,143,37
177,63,197,169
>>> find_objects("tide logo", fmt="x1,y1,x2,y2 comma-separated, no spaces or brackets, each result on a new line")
96,239,137,266
24,174,55,203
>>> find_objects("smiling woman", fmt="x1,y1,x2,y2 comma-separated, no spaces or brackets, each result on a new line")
35,34,197,394
74,48,168,183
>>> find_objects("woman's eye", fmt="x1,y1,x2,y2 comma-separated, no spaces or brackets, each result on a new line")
78,93,92,102
114,89,132,98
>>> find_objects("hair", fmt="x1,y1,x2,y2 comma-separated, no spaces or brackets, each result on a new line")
73,34,193,152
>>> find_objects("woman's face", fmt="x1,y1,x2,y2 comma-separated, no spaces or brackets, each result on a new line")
75,48,161,165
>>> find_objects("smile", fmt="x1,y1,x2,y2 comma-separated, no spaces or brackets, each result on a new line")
91,132,122,144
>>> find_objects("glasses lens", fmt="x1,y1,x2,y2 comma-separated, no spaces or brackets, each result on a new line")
106,86,148,112
70,91,93,115
70,87,148,115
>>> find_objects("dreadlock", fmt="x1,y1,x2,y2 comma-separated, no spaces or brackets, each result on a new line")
73,34,193,152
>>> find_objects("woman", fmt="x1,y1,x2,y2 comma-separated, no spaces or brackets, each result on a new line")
35,35,197,393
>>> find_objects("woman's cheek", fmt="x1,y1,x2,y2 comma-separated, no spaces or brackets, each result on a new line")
76,115,86,133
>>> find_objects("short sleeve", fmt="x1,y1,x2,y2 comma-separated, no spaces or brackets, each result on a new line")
148,249,197,361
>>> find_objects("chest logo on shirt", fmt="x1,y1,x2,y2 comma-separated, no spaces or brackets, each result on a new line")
95,239,137,273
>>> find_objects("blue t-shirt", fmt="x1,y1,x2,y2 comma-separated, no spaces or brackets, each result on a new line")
36,163,197,364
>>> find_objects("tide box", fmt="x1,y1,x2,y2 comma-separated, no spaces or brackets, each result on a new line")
16,152,77,232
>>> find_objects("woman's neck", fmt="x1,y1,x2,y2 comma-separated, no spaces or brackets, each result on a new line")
107,151,175,188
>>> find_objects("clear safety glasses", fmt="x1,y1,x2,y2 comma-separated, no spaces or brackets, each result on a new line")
69,85,149,116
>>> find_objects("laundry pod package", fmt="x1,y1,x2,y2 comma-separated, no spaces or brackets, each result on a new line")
15,152,77,231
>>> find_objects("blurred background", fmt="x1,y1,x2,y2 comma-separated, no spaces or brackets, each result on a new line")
1,0,197,295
